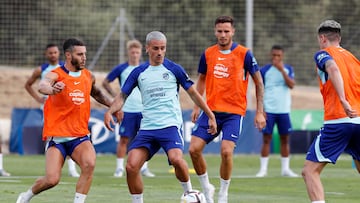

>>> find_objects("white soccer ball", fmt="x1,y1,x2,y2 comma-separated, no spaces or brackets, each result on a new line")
180,190,206,203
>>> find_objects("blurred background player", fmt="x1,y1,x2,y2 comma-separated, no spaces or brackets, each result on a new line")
102,39,154,178
256,45,297,177
189,16,266,203
104,31,217,203
24,43,80,177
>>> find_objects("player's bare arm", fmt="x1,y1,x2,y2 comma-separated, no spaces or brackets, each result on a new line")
104,92,127,131
90,74,112,107
25,66,46,103
326,60,357,118
38,71,64,95
187,86,217,135
102,78,117,97
251,71,266,130
276,63,295,89
191,73,206,123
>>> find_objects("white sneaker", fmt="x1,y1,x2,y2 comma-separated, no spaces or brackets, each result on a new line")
141,168,155,177
255,170,267,177
218,192,228,203
0,169,11,176
204,184,215,203
281,169,299,177
16,192,28,203
114,168,124,177
68,169,80,177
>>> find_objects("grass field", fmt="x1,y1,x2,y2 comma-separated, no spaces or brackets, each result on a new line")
1,153,358,203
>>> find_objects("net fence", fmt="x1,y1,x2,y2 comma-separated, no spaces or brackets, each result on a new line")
1,0,360,85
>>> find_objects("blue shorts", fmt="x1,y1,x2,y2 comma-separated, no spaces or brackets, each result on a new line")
192,112,243,144
306,123,360,164
46,136,90,160
263,113,292,135
119,112,142,138
127,126,184,161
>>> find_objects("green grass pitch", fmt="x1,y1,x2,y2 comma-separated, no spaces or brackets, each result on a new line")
1,154,358,202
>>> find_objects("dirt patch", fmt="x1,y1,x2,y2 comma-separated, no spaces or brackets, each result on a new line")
0,65,323,119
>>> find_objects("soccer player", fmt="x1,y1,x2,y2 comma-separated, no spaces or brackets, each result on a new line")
102,39,154,178
24,43,80,177
302,20,360,203
189,15,266,203
256,45,298,178
16,38,113,203
104,31,217,203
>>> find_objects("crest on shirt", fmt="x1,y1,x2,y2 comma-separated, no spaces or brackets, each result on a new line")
163,73,169,80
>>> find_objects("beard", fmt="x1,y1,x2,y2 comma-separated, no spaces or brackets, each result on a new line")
71,58,82,71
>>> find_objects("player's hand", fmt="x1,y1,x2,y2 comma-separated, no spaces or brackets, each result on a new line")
52,81,65,94
37,97,46,104
207,116,217,135
341,100,358,118
254,111,266,131
104,111,116,131
113,110,123,123
191,106,201,123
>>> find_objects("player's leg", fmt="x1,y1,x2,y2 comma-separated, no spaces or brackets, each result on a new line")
278,113,298,177
168,148,193,192
0,138,10,176
302,160,327,201
302,123,351,202
70,137,96,203
114,136,129,177
218,139,235,203
217,114,243,203
256,133,272,177
126,147,147,202
68,157,80,177
256,113,275,177
17,144,65,202
190,113,217,203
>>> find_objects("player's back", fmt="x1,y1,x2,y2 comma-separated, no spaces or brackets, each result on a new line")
322,46,360,120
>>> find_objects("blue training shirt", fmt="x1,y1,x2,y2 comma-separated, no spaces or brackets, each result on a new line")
106,62,143,112
260,64,294,113
40,61,64,79
121,58,194,130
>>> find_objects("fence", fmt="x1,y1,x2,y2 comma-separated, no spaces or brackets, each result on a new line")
1,0,360,85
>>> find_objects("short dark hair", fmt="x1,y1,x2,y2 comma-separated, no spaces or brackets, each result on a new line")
45,43,58,50
215,16,234,26
63,38,85,53
271,45,284,51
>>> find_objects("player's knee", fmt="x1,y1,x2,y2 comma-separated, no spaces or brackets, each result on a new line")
188,145,201,158
80,159,95,173
169,156,184,167
45,175,61,187
126,162,141,174
220,148,233,160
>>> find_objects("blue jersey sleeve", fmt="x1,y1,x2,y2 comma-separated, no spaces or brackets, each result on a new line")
106,63,129,83
244,50,260,75
260,64,272,86
40,63,49,72
164,59,194,90
198,53,207,74
285,64,295,79
314,50,333,72
121,63,146,96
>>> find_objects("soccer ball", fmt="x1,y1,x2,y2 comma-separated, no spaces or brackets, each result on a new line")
180,190,206,203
